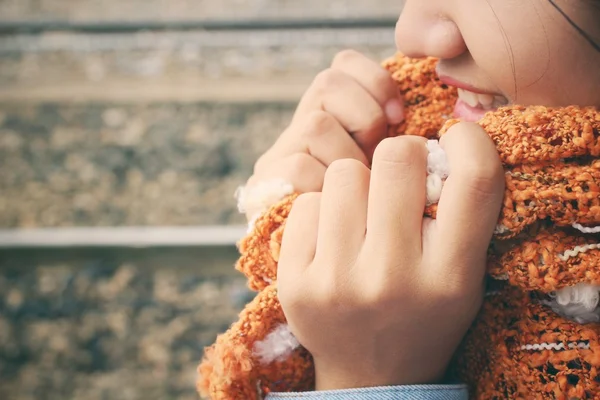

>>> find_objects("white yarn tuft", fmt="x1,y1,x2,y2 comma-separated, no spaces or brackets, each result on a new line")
425,140,449,205
235,179,295,231
426,174,443,205
253,324,300,364
543,283,600,324
520,341,590,351
572,223,600,234
426,140,450,177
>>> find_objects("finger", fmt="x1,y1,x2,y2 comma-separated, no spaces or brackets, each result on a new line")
433,123,505,269
315,159,370,266
251,153,327,194
364,136,428,260
300,111,370,166
259,111,369,168
294,68,387,160
331,49,404,124
278,192,321,284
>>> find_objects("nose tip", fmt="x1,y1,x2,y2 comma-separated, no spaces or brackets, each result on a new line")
428,22,468,60
394,13,427,59
395,11,468,61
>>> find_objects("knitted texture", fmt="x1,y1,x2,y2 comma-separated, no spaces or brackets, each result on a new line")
197,54,600,399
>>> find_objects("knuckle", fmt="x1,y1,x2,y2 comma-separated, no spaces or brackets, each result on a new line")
445,121,481,136
294,192,321,210
373,136,425,167
245,174,260,190
332,49,361,66
289,193,321,222
304,111,335,137
286,153,316,176
435,281,480,308
325,158,365,180
361,109,387,134
325,158,366,186
357,288,390,308
372,69,395,94
355,281,406,311
253,137,290,173
312,68,344,93
253,153,271,173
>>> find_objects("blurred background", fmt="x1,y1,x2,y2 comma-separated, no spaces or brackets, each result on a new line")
0,1,399,399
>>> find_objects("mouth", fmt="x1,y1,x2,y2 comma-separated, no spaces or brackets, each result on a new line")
438,75,509,123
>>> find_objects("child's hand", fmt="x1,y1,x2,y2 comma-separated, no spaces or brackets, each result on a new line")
277,122,505,390
243,50,404,221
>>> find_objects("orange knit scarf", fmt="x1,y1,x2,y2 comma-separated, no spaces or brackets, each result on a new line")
197,54,600,399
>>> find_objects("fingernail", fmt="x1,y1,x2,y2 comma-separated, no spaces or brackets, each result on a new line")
384,99,404,124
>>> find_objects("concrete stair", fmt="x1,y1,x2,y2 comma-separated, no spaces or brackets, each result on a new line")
0,8,401,398
0,0,402,22
0,28,396,228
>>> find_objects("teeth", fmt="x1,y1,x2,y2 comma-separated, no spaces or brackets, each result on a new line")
478,94,494,109
457,88,479,108
457,88,508,110
493,95,509,107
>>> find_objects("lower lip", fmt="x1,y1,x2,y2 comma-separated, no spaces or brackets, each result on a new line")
453,99,494,123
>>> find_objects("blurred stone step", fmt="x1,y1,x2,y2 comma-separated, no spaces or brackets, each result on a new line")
0,0,402,22
0,246,250,400
0,29,396,97
0,101,296,228
0,27,397,229
0,226,248,248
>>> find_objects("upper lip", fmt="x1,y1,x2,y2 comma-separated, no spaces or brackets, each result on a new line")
437,74,498,96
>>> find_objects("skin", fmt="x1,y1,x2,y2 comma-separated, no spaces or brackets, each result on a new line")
396,0,600,107
245,0,600,391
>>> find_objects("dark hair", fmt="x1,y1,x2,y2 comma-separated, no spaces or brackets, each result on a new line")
548,0,600,52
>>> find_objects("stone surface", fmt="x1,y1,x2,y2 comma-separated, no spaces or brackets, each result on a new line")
0,246,250,400
0,102,295,228
0,29,396,91
0,3,405,400
0,28,397,228
0,0,402,22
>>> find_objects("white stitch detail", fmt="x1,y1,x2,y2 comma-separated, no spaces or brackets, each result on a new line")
572,223,600,234
485,290,501,297
494,224,510,235
520,342,590,351
256,380,263,399
558,243,600,261
495,273,509,281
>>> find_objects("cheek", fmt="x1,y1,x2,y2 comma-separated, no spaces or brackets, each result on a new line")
457,1,553,100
